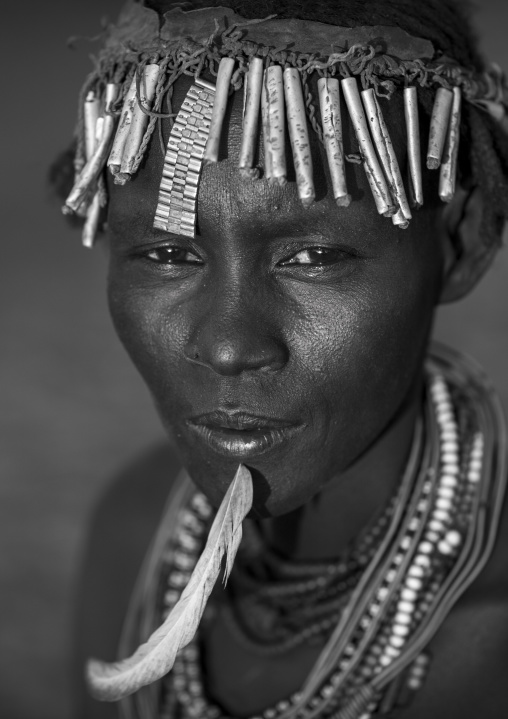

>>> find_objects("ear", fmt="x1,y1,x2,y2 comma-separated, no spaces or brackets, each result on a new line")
438,185,499,304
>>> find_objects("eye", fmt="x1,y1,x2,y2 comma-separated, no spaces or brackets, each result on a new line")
144,246,202,265
281,247,348,266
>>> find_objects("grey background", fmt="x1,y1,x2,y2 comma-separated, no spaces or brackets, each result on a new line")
1,1,508,717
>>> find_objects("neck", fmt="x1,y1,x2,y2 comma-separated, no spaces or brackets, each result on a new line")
264,378,423,562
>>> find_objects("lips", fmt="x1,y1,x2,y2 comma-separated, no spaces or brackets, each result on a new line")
187,409,304,458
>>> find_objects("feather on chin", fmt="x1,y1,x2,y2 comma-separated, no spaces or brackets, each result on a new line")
86,464,254,702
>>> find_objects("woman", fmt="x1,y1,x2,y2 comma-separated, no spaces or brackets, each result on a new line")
59,0,508,717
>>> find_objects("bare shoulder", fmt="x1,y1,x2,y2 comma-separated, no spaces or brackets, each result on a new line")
399,485,508,719
72,442,182,719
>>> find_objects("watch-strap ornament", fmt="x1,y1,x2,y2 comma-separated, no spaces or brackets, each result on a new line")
154,78,216,238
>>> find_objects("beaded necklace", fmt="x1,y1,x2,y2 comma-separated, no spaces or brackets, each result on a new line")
118,345,507,719
222,495,398,655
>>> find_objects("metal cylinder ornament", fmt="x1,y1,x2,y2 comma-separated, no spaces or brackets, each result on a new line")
82,194,102,248
75,90,101,220
392,208,410,229
263,65,287,186
261,74,273,182
439,88,462,202
63,83,119,215
84,91,101,162
119,63,160,178
427,88,454,170
318,77,351,207
341,77,395,217
82,108,105,247
108,75,137,177
404,87,424,208
204,57,235,165
238,57,264,179
284,68,315,208
362,89,412,224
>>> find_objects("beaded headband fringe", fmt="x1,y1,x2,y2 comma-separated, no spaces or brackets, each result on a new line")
63,1,508,245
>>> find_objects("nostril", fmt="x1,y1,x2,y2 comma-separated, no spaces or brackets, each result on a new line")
184,316,289,376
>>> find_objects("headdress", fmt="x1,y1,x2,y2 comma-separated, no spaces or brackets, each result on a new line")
62,0,508,246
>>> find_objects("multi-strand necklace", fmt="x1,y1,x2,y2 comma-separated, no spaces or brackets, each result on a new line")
118,346,506,719
222,493,399,656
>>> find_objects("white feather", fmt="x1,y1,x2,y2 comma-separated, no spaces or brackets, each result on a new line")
87,464,253,701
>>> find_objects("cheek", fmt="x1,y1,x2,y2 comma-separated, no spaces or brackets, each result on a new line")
107,271,187,406
292,262,436,450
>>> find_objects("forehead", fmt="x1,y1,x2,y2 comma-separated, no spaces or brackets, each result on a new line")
107,74,437,247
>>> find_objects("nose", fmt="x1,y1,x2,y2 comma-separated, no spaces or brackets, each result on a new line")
184,290,289,376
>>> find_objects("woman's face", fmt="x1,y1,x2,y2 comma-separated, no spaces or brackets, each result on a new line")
107,78,444,516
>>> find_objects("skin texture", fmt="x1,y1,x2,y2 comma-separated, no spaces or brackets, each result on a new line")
107,77,444,528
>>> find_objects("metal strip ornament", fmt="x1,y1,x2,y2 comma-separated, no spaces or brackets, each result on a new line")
154,79,216,238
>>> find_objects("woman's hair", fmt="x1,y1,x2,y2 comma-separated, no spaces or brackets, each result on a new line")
54,0,508,247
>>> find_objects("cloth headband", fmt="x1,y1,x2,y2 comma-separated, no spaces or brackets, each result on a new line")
63,2,508,246
108,4,434,59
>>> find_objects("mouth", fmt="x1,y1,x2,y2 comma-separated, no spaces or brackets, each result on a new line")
187,410,304,459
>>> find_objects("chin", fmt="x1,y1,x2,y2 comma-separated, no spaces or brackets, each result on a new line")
172,440,334,518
